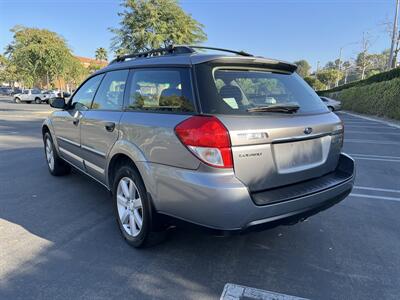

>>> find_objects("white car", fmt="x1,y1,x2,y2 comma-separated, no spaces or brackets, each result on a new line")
43,90,59,100
14,89,50,104
320,96,341,112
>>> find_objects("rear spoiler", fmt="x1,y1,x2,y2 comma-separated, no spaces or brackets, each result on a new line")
195,57,298,73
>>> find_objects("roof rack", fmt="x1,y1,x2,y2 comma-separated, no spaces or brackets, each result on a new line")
182,45,253,57
109,45,253,64
109,45,194,64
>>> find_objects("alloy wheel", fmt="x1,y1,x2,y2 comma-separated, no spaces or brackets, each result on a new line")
45,138,55,171
116,177,143,237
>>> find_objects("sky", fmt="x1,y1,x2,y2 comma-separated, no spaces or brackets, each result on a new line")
0,0,397,70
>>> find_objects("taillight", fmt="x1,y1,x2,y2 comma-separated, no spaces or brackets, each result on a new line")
175,116,233,168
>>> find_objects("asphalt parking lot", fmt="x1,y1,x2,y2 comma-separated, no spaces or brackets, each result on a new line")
0,96,399,300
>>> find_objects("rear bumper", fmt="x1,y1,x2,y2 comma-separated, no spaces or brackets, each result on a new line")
138,153,355,231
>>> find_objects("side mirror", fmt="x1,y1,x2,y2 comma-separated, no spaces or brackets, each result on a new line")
50,97,66,109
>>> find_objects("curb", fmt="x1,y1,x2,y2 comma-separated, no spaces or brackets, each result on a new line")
220,283,309,300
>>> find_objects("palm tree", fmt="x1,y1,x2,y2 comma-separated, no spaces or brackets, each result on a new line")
95,47,108,61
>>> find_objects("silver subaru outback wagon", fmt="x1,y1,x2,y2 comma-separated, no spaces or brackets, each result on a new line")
42,46,355,247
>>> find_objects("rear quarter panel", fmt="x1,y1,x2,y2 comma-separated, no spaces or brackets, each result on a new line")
118,111,200,169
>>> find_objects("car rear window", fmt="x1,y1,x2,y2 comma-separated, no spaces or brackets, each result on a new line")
195,63,328,115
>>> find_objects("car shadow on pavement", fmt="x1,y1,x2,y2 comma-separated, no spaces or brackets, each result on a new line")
0,145,313,299
1,120,399,300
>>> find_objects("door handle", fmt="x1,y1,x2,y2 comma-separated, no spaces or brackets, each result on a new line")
105,122,115,132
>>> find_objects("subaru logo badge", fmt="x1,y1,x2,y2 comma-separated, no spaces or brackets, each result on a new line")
304,127,313,135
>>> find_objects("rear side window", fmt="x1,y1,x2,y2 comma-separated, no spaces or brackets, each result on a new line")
126,68,195,113
196,64,328,115
91,70,128,110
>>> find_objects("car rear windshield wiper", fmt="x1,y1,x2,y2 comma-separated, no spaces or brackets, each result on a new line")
246,103,300,113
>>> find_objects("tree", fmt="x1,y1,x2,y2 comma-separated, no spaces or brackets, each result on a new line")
64,57,88,90
304,76,326,91
6,26,74,88
293,60,311,78
316,69,344,89
110,0,207,54
0,54,22,87
324,60,338,70
88,62,102,73
356,32,372,80
95,47,108,61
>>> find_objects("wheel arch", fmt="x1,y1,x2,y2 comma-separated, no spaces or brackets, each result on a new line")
106,140,148,190
41,118,60,153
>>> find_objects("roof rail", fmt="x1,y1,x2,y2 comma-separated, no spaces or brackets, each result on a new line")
109,45,194,64
109,45,253,65
181,45,253,57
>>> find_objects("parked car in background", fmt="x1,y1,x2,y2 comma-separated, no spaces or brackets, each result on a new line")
57,91,71,98
0,87,14,96
43,45,354,247
12,88,23,95
43,90,58,100
14,89,51,104
320,96,341,111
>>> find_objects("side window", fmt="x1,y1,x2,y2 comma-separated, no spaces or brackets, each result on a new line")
91,70,128,110
126,68,195,113
70,74,104,110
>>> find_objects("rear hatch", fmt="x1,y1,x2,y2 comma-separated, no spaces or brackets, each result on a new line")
195,60,344,192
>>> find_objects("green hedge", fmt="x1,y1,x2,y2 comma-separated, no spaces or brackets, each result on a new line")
319,67,400,94
326,77,400,120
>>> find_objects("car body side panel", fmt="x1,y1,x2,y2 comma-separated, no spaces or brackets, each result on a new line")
135,161,251,226
118,111,201,170
80,110,124,183
50,110,85,169
105,139,149,187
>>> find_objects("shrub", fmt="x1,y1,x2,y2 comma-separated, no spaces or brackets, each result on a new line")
319,67,400,95
326,77,400,120
304,76,326,91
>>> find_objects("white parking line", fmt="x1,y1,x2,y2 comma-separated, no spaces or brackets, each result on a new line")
349,193,400,202
345,125,398,129
348,153,400,162
220,283,309,300
341,111,400,129
346,131,400,135
354,186,400,194
352,157,400,163
348,153,400,159
345,139,400,145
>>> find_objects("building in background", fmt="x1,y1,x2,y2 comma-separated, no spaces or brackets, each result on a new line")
53,56,107,92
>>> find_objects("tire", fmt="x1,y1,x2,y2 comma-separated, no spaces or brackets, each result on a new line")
35,97,41,104
43,132,71,176
14,97,21,103
328,106,334,112
112,163,166,248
